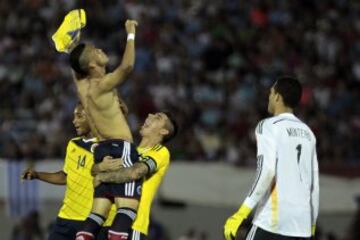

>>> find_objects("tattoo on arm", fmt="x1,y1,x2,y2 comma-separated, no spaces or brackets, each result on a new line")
99,162,148,183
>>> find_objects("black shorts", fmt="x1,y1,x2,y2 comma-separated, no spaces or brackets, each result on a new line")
93,140,142,201
247,225,311,240
48,217,83,240
48,218,109,240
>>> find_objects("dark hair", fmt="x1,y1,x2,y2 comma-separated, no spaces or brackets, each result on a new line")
75,101,83,108
162,111,178,143
69,43,87,75
274,76,302,108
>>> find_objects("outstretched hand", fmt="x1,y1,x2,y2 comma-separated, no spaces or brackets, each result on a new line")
224,205,252,240
21,168,38,182
125,20,138,34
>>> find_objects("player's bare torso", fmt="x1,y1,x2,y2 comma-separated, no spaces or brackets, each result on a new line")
75,77,133,142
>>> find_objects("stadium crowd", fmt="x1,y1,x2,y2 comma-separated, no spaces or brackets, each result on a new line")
1,0,359,170
2,1,359,239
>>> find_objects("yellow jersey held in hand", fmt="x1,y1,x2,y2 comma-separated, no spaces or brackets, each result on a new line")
52,9,86,53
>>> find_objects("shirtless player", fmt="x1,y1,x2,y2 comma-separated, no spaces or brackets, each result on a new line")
69,20,140,240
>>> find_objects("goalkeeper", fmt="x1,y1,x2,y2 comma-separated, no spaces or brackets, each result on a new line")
224,77,319,240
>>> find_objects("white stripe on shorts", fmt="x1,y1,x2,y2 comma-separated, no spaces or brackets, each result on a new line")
124,142,135,196
125,142,133,166
122,142,130,167
132,230,140,240
137,230,141,240
246,225,258,240
125,182,135,196
131,181,135,195
131,230,136,240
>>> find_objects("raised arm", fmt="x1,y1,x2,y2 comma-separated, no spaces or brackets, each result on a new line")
97,20,138,93
22,168,67,185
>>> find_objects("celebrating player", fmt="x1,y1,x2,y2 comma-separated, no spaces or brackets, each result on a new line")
224,77,319,240
93,112,178,240
68,20,140,240
22,103,117,240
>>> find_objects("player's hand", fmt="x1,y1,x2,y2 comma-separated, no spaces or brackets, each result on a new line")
93,174,102,188
224,204,252,240
125,20,138,34
99,156,124,171
21,168,38,181
224,216,242,240
223,213,243,240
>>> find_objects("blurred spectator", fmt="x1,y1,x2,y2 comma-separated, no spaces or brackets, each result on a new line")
178,228,208,240
147,215,170,240
0,0,359,169
344,196,360,240
178,228,197,240
326,233,338,240
10,210,44,240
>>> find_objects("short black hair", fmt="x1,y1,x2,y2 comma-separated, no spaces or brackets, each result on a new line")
273,76,302,108
75,101,83,108
69,43,87,75
162,111,178,144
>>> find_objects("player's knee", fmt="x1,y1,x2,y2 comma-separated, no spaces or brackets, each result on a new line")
92,198,113,216
114,197,139,211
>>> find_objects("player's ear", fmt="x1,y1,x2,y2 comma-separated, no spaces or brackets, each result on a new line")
160,128,169,137
275,92,282,103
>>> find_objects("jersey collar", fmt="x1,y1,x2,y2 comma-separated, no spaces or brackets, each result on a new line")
277,112,295,118
82,137,97,143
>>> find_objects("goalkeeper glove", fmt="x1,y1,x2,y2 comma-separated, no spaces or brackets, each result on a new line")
312,225,316,236
224,205,252,240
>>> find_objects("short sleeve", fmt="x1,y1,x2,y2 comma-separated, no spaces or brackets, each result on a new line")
141,147,170,176
62,141,73,174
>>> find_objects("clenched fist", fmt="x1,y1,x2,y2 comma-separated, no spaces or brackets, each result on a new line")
125,20,138,34
21,168,38,181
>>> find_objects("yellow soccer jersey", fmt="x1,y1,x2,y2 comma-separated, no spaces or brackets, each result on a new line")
58,137,116,226
132,144,170,235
